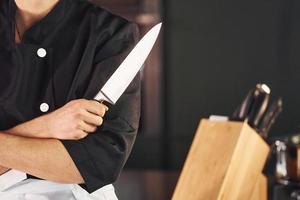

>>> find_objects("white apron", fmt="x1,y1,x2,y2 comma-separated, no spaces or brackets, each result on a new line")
0,170,118,200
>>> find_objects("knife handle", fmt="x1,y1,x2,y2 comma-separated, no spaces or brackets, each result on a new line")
258,98,283,138
93,91,114,105
246,84,270,128
232,88,256,121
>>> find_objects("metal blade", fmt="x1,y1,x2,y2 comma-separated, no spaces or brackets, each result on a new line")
94,22,162,104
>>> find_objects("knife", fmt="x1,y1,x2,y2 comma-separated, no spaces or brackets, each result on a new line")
258,97,283,138
94,23,162,104
232,88,256,120
247,84,270,128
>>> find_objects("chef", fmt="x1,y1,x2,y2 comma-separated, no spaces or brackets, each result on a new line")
0,0,140,199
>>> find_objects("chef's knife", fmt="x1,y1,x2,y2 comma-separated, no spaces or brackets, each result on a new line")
94,23,162,104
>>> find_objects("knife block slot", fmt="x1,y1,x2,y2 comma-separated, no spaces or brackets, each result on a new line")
172,119,270,200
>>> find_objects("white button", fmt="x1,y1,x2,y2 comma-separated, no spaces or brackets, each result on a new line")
40,103,49,112
37,48,47,58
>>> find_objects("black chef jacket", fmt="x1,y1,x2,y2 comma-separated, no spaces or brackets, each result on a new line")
0,0,141,193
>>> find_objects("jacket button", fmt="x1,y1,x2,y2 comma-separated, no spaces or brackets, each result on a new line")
37,48,47,58
40,103,49,113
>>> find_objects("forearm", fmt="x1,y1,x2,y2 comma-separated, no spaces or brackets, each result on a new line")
0,133,84,184
5,115,49,138
0,166,9,175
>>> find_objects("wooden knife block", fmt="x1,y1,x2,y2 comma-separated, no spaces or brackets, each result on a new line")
172,119,270,200
250,174,268,200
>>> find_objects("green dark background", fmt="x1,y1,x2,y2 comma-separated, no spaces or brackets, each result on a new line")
128,0,300,169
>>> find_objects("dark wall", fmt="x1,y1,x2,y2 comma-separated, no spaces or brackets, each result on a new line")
164,0,300,169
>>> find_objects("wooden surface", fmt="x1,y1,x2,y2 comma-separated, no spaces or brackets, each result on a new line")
173,120,244,200
249,174,267,200
172,119,270,200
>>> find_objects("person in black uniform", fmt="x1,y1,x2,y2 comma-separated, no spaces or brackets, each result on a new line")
0,0,140,194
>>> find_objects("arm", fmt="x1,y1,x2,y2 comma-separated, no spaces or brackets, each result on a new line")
0,166,9,175
6,99,108,140
0,99,108,183
0,133,84,184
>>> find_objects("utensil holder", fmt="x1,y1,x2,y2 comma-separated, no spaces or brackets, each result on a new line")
172,119,269,200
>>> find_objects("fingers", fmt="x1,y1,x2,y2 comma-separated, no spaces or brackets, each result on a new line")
78,120,97,133
74,130,88,140
80,110,103,126
64,99,108,138
83,100,109,117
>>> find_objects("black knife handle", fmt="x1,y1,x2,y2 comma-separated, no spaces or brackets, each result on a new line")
258,98,283,138
232,88,256,121
247,84,270,128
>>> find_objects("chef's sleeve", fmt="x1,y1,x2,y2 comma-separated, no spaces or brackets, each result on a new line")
60,22,141,193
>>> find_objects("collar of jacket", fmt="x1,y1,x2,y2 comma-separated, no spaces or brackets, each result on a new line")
7,0,68,45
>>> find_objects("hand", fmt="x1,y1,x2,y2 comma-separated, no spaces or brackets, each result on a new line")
44,99,109,140
6,99,109,140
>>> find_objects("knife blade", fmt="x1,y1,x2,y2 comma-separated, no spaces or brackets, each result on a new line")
94,23,162,104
